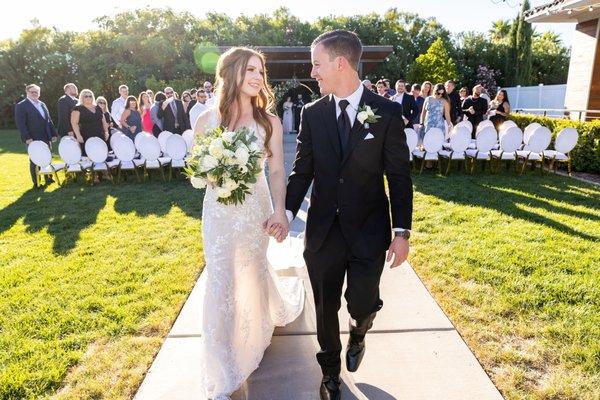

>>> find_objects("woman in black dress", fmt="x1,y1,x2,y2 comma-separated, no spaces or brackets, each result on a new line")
71,89,109,155
488,89,511,129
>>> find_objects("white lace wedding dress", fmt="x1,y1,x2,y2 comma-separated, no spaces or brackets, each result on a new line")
196,108,305,399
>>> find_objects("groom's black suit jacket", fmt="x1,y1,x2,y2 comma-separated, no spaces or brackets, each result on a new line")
286,88,413,259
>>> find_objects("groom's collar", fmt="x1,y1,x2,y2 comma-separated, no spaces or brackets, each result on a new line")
332,82,364,112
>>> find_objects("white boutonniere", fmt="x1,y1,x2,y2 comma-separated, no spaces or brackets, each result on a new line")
356,105,381,126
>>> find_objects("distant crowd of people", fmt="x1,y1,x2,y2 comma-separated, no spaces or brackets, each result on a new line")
361,78,511,138
14,82,215,187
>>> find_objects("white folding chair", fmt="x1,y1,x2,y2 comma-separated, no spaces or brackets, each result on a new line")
404,128,419,163
166,134,188,180
182,129,195,154
491,126,523,173
58,136,84,183
542,127,579,175
438,125,471,175
477,120,494,132
457,119,473,133
500,120,518,131
517,126,552,174
28,141,65,186
412,127,444,174
137,134,171,181
112,134,141,183
84,137,118,184
158,130,173,156
465,126,498,173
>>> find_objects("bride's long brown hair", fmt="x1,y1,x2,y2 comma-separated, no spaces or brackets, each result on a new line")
214,47,276,156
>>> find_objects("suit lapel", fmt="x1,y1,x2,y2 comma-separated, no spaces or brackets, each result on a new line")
320,95,341,161
341,89,373,167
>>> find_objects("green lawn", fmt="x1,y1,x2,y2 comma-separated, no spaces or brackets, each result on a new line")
1,130,599,400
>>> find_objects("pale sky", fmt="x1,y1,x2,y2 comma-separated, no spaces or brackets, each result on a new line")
3,0,575,47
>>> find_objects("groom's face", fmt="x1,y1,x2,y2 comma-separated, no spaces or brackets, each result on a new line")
311,43,338,96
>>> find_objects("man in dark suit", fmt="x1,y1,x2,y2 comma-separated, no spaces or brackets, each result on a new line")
293,94,305,132
15,84,58,187
157,86,189,134
445,80,462,124
57,83,78,137
390,79,419,128
269,30,413,400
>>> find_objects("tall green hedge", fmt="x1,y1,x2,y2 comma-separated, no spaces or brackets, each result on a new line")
509,114,600,173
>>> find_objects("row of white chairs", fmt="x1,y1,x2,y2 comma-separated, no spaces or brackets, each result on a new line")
408,119,579,175
28,129,196,185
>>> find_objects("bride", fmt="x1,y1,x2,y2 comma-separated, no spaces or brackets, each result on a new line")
193,47,305,399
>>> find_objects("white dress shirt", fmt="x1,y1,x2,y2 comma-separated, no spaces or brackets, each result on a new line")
28,97,46,118
111,97,127,127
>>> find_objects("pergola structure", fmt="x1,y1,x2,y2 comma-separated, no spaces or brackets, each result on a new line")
218,45,394,84
526,1,600,119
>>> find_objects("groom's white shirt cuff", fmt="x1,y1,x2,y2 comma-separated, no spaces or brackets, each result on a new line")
286,209,409,232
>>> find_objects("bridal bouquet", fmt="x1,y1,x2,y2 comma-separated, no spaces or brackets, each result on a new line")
184,126,263,205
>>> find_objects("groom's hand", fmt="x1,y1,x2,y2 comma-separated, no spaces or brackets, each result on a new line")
263,214,289,243
386,237,409,268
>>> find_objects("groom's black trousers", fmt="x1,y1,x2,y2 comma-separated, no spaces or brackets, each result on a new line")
303,217,385,376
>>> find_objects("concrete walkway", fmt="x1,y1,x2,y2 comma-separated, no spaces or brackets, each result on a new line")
134,135,504,400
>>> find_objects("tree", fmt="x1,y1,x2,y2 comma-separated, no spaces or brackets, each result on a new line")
530,31,570,84
506,0,533,85
407,38,458,84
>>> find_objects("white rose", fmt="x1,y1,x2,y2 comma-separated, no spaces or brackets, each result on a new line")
235,147,250,165
222,131,236,143
223,149,235,158
365,106,375,117
224,179,239,191
224,157,237,166
357,111,369,124
216,187,232,199
190,176,206,189
200,155,219,172
208,141,224,158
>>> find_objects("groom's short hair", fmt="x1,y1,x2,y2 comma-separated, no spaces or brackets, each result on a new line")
312,30,363,72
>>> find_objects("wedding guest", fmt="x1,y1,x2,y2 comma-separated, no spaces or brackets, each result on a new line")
481,87,491,102
111,84,129,129
190,88,197,101
204,81,214,100
151,91,166,136
96,96,117,129
391,79,419,128
158,86,188,134
376,79,390,98
411,83,425,126
71,89,109,153
462,84,489,137
196,89,208,105
445,80,461,124
362,79,373,92
15,84,58,187
384,78,395,97
57,83,78,137
282,96,294,134
459,87,469,102
146,89,154,103
181,90,193,124
187,89,198,116
420,81,433,98
120,96,142,140
488,89,511,128
189,96,208,129
293,94,304,132
138,91,154,132
421,83,453,136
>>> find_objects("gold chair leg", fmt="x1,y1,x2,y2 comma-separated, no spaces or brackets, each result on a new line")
445,157,452,176
419,158,425,174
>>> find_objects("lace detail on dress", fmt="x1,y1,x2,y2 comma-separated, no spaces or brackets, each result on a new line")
197,108,305,398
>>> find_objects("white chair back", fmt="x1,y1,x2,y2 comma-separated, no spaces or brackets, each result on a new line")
135,131,153,149
527,126,552,153
523,123,542,143
457,120,472,133
112,135,136,162
447,126,471,153
477,120,494,131
498,126,523,152
85,137,109,163
555,127,578,154
158,130,173,154
404,128,418,153
137,134,162,161
182,129,194,151
166,134,187,160
422,128,444,153
476,126,498,153
500,120,517,132
28,141,52,167
58,136,82,165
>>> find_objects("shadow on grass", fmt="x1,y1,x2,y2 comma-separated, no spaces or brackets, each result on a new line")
413,173,600,242
0,176,204,255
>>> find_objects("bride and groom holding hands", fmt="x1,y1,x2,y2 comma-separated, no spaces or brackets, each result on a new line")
193,29,412,400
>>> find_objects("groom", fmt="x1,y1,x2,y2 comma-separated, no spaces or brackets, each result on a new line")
269,30,413,399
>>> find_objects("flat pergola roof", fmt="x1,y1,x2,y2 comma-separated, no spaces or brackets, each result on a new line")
525,0,600,23
218,45,394,82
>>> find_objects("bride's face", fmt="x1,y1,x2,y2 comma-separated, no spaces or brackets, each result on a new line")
239,55,265,98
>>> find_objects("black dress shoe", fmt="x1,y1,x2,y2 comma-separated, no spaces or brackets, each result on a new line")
320,375,341,400
346,312,377,372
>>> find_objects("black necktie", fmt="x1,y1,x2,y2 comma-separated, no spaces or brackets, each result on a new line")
337,99,351,157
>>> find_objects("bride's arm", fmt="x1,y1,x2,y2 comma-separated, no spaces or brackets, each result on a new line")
193,109,212,136
266,115,289,241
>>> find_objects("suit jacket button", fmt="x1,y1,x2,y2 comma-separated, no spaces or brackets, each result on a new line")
339,178,344,184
